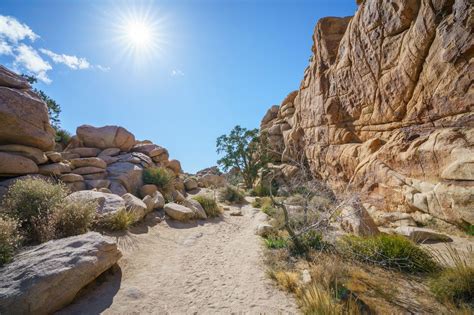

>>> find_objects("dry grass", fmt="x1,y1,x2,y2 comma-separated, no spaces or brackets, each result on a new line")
99,209,137,231
193,195,222,218
0,216,22,266
54,201,96,238
430,246,474,307
218,185,245,204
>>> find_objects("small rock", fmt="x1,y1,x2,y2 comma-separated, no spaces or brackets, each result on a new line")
256,224,274,237
46,151,62,163
72,166,106,175
38,162,71,176
59,173,84,183
140,184,158,198
230,210,242,216
394,226,453,243
99,148,121,157
164,202,194,221
122,193,148,220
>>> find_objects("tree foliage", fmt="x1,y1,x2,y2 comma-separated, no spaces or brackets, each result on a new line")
216,125,269,188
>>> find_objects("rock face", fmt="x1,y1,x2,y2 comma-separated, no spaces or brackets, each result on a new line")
261,0,474,229
0,66,55,152
0,232,121,315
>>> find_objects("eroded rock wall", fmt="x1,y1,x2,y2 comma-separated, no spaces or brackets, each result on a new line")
262,0,473,228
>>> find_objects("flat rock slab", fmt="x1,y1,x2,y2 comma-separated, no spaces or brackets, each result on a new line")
0,232,121,315
66,190,126,216
394,226,453,243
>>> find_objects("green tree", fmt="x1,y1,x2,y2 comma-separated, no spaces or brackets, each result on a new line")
22,75,61,129
216,125,269,188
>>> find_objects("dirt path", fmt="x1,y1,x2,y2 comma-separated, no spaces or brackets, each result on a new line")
59,202,298,314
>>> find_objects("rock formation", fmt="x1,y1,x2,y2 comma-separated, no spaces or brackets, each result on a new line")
0,232,121,315
261,0,473,229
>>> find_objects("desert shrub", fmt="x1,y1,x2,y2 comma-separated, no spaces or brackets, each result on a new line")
143,167,174,190
271,270,300,293
54,201,96,238
250,183,277,197
193,195,222,218
466,225,474,236
298,284,342,315
429,247,474,306
252,196,271,208
338,234,439,273
218,185,245,204
55,128,71,146
1,177,68,244
100,209,137,231
0,216,22,266
265,235,288,249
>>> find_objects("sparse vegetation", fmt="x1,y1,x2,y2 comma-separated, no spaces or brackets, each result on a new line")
218,185,245,204
270,270,299,293
54,201,96,238
193,195,222,218
0,216,22,266
143,167,174,190
430,246,474,307
1,177,68,244
338,234,439,273
251,183,277,197
265,235,288,249
55,128,72,147
100,209,137,231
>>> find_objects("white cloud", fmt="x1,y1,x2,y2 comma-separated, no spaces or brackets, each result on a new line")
40,48,90,70
14,44,52,83
0,15,38,43
171,69,184,76
0,40,12,55
95,64,110,72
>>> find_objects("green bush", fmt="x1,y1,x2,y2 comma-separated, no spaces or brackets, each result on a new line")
100,209,137,231
265,235,288,249
142,167,174,190
54,201,96,238
1,177,68,244
193,195,222,218
55,128,71,146
218,185,245,204
0,216,22,266
429,247,474,306
338,234,439,273
466,225,474,236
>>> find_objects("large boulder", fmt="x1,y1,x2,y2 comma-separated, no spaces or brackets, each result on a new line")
65,191,126,216
0,70,55,151
76,125,136,152
0,152,38,176
0,144,48,164
107,162,144,195
0,232,121,315
164,202,194,221
338,202,380,237
38,162,71,176
184,177,198,191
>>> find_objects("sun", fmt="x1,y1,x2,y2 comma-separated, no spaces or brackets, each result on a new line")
125,21,152,48
110,6,167,65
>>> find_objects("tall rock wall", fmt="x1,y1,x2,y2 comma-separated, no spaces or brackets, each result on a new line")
261,0,473,228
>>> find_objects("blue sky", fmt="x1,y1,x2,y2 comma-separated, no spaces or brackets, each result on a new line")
0,0,357,173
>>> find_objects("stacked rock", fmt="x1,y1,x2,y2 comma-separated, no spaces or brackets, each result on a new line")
0,66,56,179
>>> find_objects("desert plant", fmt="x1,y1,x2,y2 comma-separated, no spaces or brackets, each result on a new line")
142,167,174,190
338,234,439,273
429,246,474,306
251,183,277,197
218,185,245,204
466,225,474,236
265,235,288,249
298,284,342,315
55,128,72,146
54,201,96,238
100,209,137,231
0,216,22,266
1,177,68,244
193,195,222,218
272,270,300,293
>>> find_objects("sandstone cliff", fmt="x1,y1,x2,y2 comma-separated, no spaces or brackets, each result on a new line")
261,0,473,229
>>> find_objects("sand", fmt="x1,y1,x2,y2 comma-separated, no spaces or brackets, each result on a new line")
59,203,298,314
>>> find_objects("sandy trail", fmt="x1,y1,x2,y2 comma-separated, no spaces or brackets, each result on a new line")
59,202,298,314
